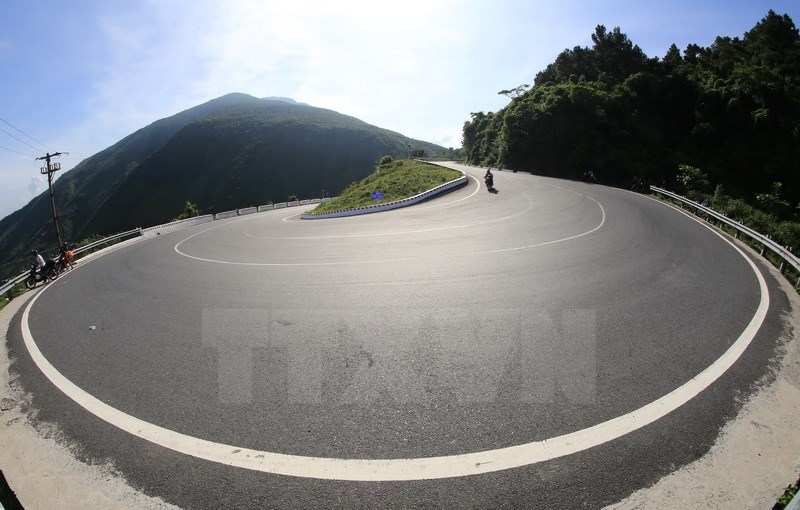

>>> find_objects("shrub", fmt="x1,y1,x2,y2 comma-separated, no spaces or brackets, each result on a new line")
175,201,200,220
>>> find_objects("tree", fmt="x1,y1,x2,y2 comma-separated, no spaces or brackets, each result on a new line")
463,12,800,207
498,84,530,99
755,182,792,218
175,201,200,220
677,164,711,200
662,44,682,71
589,25,654,85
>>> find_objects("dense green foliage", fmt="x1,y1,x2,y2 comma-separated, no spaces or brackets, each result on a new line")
174,201,200,220
463,11,800,218
0,94,445,277
699,184,800,258
775,476,800,509
309,159,461,214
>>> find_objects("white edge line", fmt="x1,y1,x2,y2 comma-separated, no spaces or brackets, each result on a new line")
20,192,769,481
176,177,602,266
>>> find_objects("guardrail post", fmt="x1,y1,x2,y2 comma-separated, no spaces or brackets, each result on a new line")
780,259,787,274
760,244,766,256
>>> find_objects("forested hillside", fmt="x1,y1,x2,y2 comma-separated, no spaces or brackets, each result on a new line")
463,11,800,215
0,94,444,276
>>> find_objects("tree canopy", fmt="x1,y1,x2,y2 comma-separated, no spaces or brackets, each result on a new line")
463,11,800,217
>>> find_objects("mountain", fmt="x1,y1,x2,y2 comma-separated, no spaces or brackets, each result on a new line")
0,93,445,275
262,96,309,106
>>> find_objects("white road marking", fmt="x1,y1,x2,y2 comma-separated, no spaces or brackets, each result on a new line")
243,199,535,240
174,196,600,266
415,174,482,209
176,175,604,265
21,188,769,481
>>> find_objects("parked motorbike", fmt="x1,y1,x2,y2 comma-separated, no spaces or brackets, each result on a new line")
25,260,58,289
56,250,75,273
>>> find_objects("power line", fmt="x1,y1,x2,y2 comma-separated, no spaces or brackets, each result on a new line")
0,126,43,153
0,144,36,158
0,116,53,152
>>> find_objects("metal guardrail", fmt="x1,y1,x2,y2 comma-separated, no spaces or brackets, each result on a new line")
1,197,333,300
0,272,32,298
71,228,142,256
651,186,800,290
0,228,143,297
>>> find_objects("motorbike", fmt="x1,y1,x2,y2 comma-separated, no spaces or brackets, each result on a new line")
25,260,58,289
484,173,494,190
56,251,75,273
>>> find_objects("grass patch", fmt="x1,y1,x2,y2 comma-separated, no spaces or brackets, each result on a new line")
0,282,26,312
309,159,461,214
774,475,800,509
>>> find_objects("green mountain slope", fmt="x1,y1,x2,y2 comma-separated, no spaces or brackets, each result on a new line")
0,93,444,275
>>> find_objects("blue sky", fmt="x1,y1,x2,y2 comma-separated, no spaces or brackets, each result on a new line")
1,1,798,220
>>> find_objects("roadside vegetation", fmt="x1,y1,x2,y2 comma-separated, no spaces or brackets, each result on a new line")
464,11,800,232
174,201,200,221
0,282,25,311
774,475,800,509
308,158,461,214
667,164,800,285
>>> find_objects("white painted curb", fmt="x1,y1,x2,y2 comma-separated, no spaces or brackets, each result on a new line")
300,170,467,219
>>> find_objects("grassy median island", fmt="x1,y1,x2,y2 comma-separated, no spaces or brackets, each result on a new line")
308,158,461,215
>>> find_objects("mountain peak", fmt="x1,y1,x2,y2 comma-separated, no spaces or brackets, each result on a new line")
261,96,308,106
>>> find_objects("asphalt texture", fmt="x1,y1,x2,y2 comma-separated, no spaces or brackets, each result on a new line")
5,163,792,508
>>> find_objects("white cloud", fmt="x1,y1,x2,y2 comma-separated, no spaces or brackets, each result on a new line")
73,0,471,153
28,174,46,196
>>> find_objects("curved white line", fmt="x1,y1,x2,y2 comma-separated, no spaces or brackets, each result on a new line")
175,195,599,266
246,176,525,240
415,174,482,209
282,212,304,221
21,192,769,481
178,179,602,266
244,198,535,240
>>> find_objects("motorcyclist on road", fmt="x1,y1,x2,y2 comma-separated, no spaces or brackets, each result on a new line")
484,168,494,189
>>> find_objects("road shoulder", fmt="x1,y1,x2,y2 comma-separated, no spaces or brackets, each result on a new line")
0,290,178,510
607,241,800,509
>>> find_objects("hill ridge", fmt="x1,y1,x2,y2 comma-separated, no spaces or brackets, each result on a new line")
0,93,444,276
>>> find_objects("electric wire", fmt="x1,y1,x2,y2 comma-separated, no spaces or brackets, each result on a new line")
0,126,43,153
0,116,53,152
0,144,36,158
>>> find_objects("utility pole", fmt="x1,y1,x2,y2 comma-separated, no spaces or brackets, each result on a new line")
36,152,64,248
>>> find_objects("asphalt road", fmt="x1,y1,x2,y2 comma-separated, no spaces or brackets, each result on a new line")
6,163,791,508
